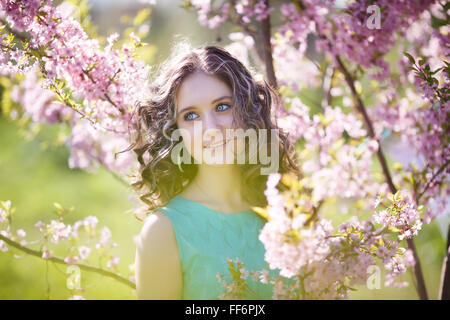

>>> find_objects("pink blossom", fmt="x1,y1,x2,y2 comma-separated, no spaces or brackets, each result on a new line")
78,246,91,261
47,220,72,243
384,249,415,288
107,256,120,268
96,226,112,249
16,229,26,238
0,208,8,223
35,221,45,233
64,256,79,265
239,268,249,280
373,196,383,209
0,240,7,252
42,249,52,260
259,269,270,284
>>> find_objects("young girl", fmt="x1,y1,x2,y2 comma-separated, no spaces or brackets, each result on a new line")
130,41,301,299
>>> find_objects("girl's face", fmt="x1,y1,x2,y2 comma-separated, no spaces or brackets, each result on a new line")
175,71,241,165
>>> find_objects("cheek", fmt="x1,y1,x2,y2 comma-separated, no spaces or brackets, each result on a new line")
213,113,235,133
224,113,235,127
179,127,202,157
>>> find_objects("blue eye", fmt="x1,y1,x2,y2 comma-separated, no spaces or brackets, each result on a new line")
216,103,231,112
184,112,198,121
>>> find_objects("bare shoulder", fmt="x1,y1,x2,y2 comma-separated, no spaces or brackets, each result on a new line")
137,210,177,252
135,210,182,299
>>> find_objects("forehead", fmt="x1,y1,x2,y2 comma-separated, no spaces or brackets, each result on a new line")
176,71,232,107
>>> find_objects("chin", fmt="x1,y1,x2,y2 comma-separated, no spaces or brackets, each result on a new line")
191,150,237,166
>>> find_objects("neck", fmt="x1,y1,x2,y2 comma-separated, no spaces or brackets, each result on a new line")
192,164,246,209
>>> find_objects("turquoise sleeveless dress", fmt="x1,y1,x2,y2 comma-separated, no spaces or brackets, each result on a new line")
155,195,281,300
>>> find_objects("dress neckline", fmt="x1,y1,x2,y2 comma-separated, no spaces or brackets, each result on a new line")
174,195,254,216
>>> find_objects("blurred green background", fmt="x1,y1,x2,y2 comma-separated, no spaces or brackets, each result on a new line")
0,0,446,300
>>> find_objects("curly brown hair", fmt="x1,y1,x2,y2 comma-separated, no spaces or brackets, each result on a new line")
123,40,301,211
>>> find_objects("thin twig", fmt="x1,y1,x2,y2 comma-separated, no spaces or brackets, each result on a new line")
322,64,334,109
417,159,450,202
0,234,136,290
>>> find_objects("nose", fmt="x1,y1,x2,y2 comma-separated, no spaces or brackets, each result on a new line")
203,112,223,142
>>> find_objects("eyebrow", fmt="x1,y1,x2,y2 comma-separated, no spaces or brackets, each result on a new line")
178,95,233,115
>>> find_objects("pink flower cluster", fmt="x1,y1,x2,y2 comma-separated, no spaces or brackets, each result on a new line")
253,175,419,298
10,65,74,124
278,97,368,146
384,248,415,288
277,97,388,204
1,199,122,274
65,120,136,173
216,257,252,299
0,198,134,300
271,32,321,93
278,0,435,80
1,0,150,175
0,0,45,32
232,0,274,23
217,257,300,300
369,85,449,223
259,174,335,291
191,0,274,29
372,192,423,241
33,214,117,264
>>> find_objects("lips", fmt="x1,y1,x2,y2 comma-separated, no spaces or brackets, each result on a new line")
203,138,233,149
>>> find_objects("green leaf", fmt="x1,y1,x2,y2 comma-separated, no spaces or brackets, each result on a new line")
387,193,394,202
57,80,65,90
0,200,12,211
404,52,415,65
431,67,442,75
179,0,193,10
133,8,151,27
388,226,401,233
4,33,15,46
431,15,448,29
53,202,64,211
402,172,413,184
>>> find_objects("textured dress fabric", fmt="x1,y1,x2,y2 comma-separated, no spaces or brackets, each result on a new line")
154,195,281,300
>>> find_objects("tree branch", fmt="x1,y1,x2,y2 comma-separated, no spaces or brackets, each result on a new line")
417,159,450,202
259,0,278,90
438,225,450,300
334,54,429,300
321,64,334,109
0,234,136,290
